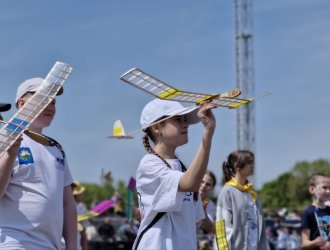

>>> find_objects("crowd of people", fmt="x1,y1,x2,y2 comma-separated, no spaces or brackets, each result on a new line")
70,174,329,250
265,217,302,250
1,77,330,249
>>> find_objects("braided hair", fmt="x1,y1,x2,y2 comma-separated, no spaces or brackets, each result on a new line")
222,150,254,183
143,129,198,201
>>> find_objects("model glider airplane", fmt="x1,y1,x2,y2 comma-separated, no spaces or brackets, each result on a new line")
108,67,270,139
107,120,134,139
0,61,73,159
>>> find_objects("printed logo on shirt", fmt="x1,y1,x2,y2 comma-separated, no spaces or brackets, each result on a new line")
315,213,330,240
183,192,193,202
248,218,258,230
55,157,65,170
18,147,34,165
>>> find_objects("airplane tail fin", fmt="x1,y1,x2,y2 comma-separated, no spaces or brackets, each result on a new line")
107,120,134,139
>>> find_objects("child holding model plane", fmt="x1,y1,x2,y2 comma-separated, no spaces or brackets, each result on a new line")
132,98,216,250
0,76,77,250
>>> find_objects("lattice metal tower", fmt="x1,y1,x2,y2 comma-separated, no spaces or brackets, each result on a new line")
234,0,255,153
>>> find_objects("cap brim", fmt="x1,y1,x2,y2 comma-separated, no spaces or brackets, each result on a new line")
181,106,200,125
0,103,11,112
177,106,200,124
27,86,63,97
143,106,200,130
73,186,85,195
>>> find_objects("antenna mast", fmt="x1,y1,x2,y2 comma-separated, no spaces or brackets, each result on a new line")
234,0,255,154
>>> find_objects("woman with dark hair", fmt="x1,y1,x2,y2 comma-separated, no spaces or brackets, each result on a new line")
198,170,217,234
197,170,217,249
215,150,269,250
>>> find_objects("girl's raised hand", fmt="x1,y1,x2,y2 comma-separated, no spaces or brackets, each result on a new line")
197,102,217,130
7,135,22,156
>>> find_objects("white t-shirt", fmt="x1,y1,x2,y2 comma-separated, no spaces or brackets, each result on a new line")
196,199,216,233
205,200,216,222
0,134,73,250
133,154,204,250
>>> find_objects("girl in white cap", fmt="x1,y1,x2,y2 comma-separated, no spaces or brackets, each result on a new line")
133,98,216,250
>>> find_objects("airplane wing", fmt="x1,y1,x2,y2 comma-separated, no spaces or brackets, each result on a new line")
120,67,252,109
0,62,73,158
0,120,58,146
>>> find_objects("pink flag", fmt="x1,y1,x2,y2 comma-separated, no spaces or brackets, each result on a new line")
91,199,116,214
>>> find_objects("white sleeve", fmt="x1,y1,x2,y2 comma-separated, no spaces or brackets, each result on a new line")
137,155,185,213
63,156,73,187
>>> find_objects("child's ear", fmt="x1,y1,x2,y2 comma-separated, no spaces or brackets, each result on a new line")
234,164,241,173
150,124,161,135
17,99,25,108
309,186,314,194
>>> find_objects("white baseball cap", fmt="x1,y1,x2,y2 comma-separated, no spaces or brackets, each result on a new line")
140,98,200,130
15,77,63,103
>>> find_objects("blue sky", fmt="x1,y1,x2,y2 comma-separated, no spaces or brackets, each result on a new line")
0,1,329,190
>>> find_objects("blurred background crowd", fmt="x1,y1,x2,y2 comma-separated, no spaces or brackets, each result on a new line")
73,158,330,250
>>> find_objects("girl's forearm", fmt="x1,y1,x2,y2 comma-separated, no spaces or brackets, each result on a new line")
179,130,214,192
